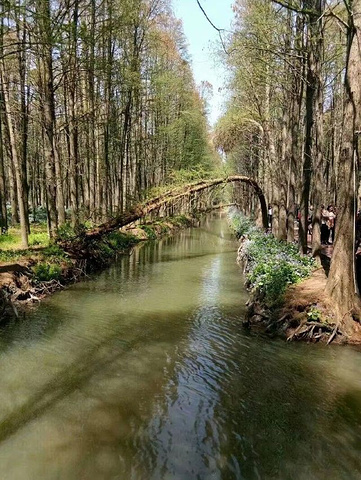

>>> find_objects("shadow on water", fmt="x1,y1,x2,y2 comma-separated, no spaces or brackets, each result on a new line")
0,308,192,446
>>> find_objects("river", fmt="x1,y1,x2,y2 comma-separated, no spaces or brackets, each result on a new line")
0,216,361,479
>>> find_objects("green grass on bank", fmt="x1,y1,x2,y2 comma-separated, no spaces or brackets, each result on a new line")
229,210,315,307
0,224,50,252
0,215,194,281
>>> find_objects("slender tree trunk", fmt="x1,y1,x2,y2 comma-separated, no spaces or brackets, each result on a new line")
0,13,7,232
0,90,7,232
16,10,30,234
0,66,28,247
299,0,324,254
36,0,58,237
310,0,325,264
68,0,79,227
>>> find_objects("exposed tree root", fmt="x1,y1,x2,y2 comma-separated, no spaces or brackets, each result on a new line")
243,270,361,344
245,298,346,344
0,261,88,322
286,319,343,343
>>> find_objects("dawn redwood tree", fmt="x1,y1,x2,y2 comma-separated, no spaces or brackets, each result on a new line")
326,0,361,325
35,0,60,237
299,0,325,258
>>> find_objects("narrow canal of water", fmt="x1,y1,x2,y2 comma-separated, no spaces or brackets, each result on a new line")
0,216,361,480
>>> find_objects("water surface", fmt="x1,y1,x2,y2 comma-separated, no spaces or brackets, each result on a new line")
0,216,361,479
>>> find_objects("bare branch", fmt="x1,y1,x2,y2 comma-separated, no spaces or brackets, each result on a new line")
325,1,349,29
271,0,316,15
195,0,231,55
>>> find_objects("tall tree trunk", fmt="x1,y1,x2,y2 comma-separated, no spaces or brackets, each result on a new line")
299,0,324,254
310,0,325,264
0,90,7,232
15,8,30,234
0,12,7,232
36,0,58,237
68,0,79,227
0,66,28,247
327,0,361,325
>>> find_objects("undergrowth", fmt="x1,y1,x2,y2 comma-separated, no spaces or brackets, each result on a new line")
0,225,49,251
140,225,157,240
171,215,194,227
229,210,315,307
88,231,139,266
33,263,62,282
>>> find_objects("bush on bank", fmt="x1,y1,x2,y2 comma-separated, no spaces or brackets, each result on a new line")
229,210,315,306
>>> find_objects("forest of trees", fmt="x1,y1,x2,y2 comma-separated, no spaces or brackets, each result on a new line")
216,0,361,320
1,0,361,325
0,0,215,247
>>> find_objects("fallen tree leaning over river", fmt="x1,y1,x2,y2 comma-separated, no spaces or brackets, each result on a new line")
60,176,267,257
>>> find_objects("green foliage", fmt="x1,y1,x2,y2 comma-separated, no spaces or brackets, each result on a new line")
56,222,94,241
307,307,322,322
97,241,114,259
33,263,62,282
230,211,315,306
151,60,220,180
230,213,257,238
88,232,139,265
42,244,68,261
0,224,49,251
140,225,157,240
28,232,49,247
106,232,139,250
171,215,193,227
29,206,48,223
56,223,77,241
169,167,214,184
0,232,18,250
0,249,29,262
154,222,170,234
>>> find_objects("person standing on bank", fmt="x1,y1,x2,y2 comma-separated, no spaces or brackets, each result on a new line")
321,205,329,245
327,205,336,244
268,205,273,231
308,205,314,236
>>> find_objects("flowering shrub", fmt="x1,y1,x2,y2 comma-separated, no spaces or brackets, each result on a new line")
229,210,314,306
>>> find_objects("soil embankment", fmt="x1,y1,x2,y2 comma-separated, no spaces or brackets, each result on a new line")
230,211,361,344
244,250,361,345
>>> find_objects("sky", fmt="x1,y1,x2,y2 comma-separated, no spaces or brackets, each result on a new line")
172,0,234,126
